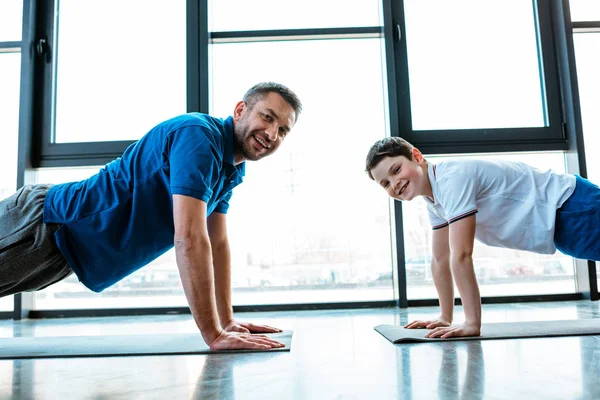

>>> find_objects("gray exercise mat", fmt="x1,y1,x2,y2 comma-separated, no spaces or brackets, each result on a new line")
0,330,293,359
375,319,600,343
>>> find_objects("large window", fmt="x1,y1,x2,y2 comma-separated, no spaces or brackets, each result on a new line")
570,1,600,22
404,1,545,130
211,39,393,304
52,0,186,144
209,0,381,31
402,152,575,300
0,1,22,41
387,0,564,154
15,0,595,314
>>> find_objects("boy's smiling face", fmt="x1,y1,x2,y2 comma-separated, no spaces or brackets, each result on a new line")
370,148,432,201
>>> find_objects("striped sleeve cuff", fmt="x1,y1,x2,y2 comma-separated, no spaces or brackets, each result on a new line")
448,209,478,224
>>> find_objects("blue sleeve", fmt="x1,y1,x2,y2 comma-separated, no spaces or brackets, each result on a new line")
213,190,232,214
168,126,223,202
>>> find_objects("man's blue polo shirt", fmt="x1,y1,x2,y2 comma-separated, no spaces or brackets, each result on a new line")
43,113,245,292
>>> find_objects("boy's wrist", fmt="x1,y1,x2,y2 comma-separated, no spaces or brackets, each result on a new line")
439,314,452,324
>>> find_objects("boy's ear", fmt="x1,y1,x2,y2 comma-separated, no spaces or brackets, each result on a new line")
412,147,424,162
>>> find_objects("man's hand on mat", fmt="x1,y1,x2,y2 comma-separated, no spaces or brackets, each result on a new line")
424,322,481,339
209,330,285,351
223,319,282,334
404,317,451,330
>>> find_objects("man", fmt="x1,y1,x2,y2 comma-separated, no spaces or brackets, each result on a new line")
0,82,302,351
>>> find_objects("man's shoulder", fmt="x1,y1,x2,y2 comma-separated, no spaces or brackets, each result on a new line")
162,113,225,133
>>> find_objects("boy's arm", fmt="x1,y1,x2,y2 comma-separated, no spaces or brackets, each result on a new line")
431,225,454,324
426,214,481,338
405,226,453,329
448,214,480,329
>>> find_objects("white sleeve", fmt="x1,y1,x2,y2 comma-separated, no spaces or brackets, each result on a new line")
427,203,448,230
436,173,478,224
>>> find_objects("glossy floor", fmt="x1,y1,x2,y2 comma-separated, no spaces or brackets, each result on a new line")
0,300,599,399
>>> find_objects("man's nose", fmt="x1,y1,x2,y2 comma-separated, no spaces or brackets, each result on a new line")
265,126,278,141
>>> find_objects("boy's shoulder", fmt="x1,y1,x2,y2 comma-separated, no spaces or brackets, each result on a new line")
433,158,486,176
434,158,523,176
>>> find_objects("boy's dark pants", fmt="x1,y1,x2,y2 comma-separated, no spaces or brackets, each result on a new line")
0,184,72,298
555,175,600,261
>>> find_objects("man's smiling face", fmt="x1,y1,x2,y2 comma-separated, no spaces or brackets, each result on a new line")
233,92,296,163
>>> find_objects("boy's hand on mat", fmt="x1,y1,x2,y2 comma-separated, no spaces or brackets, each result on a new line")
223,319,282,334
404,317,451,330
424,322,481,339
209,330,286,351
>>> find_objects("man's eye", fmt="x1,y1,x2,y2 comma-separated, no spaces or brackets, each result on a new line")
262,113,272,121
279,129,287,137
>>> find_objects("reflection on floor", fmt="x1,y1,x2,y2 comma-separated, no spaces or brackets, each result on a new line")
0,300,599,399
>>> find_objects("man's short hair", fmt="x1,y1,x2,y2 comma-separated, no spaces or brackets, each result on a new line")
243,82,303,121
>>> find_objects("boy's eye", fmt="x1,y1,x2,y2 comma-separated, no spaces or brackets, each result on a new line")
384,182,389,189
394,166,400,174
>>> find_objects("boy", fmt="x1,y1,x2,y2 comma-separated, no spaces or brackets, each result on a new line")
365,136,600,339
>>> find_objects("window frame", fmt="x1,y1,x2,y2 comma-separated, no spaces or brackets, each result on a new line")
13,0,597,319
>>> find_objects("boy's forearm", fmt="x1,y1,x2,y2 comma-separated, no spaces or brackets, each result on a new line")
450,256,481,329
431,259,454,322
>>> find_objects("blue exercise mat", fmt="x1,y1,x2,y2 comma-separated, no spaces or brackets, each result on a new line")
0,330,293,359
375,319,600,343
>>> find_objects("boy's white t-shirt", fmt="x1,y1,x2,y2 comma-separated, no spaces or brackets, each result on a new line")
425,159,576,254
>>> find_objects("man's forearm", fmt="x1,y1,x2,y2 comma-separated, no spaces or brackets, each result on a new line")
450,256,481,329
175,237,222,345
431,258,454,322
212,241,233,326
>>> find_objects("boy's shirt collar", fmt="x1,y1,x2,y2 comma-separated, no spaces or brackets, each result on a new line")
425,163,438,204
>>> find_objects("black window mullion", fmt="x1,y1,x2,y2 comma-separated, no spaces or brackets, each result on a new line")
187,0,208,114
33,0,56,168
383,0,409,308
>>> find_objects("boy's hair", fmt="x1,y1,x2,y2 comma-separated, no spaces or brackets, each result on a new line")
365,137,415,180
243,82,303,121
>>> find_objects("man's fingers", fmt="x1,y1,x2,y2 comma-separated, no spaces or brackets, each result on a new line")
242,335,285,348
249,324,281,333
405,321,427,329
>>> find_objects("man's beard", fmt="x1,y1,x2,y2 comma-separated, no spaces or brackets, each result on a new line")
234,120,263,161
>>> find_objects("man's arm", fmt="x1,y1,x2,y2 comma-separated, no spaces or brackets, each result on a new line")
207,211,282,334
206,211,233,326
173,194,283,350
173,194,221,345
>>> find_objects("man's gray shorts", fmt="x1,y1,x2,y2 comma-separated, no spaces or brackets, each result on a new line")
0,184,72,298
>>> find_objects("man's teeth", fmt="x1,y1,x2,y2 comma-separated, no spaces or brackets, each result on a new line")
255,136,268,149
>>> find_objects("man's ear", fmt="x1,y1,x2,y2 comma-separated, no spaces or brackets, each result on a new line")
412,147,424,162
233,101,247,122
